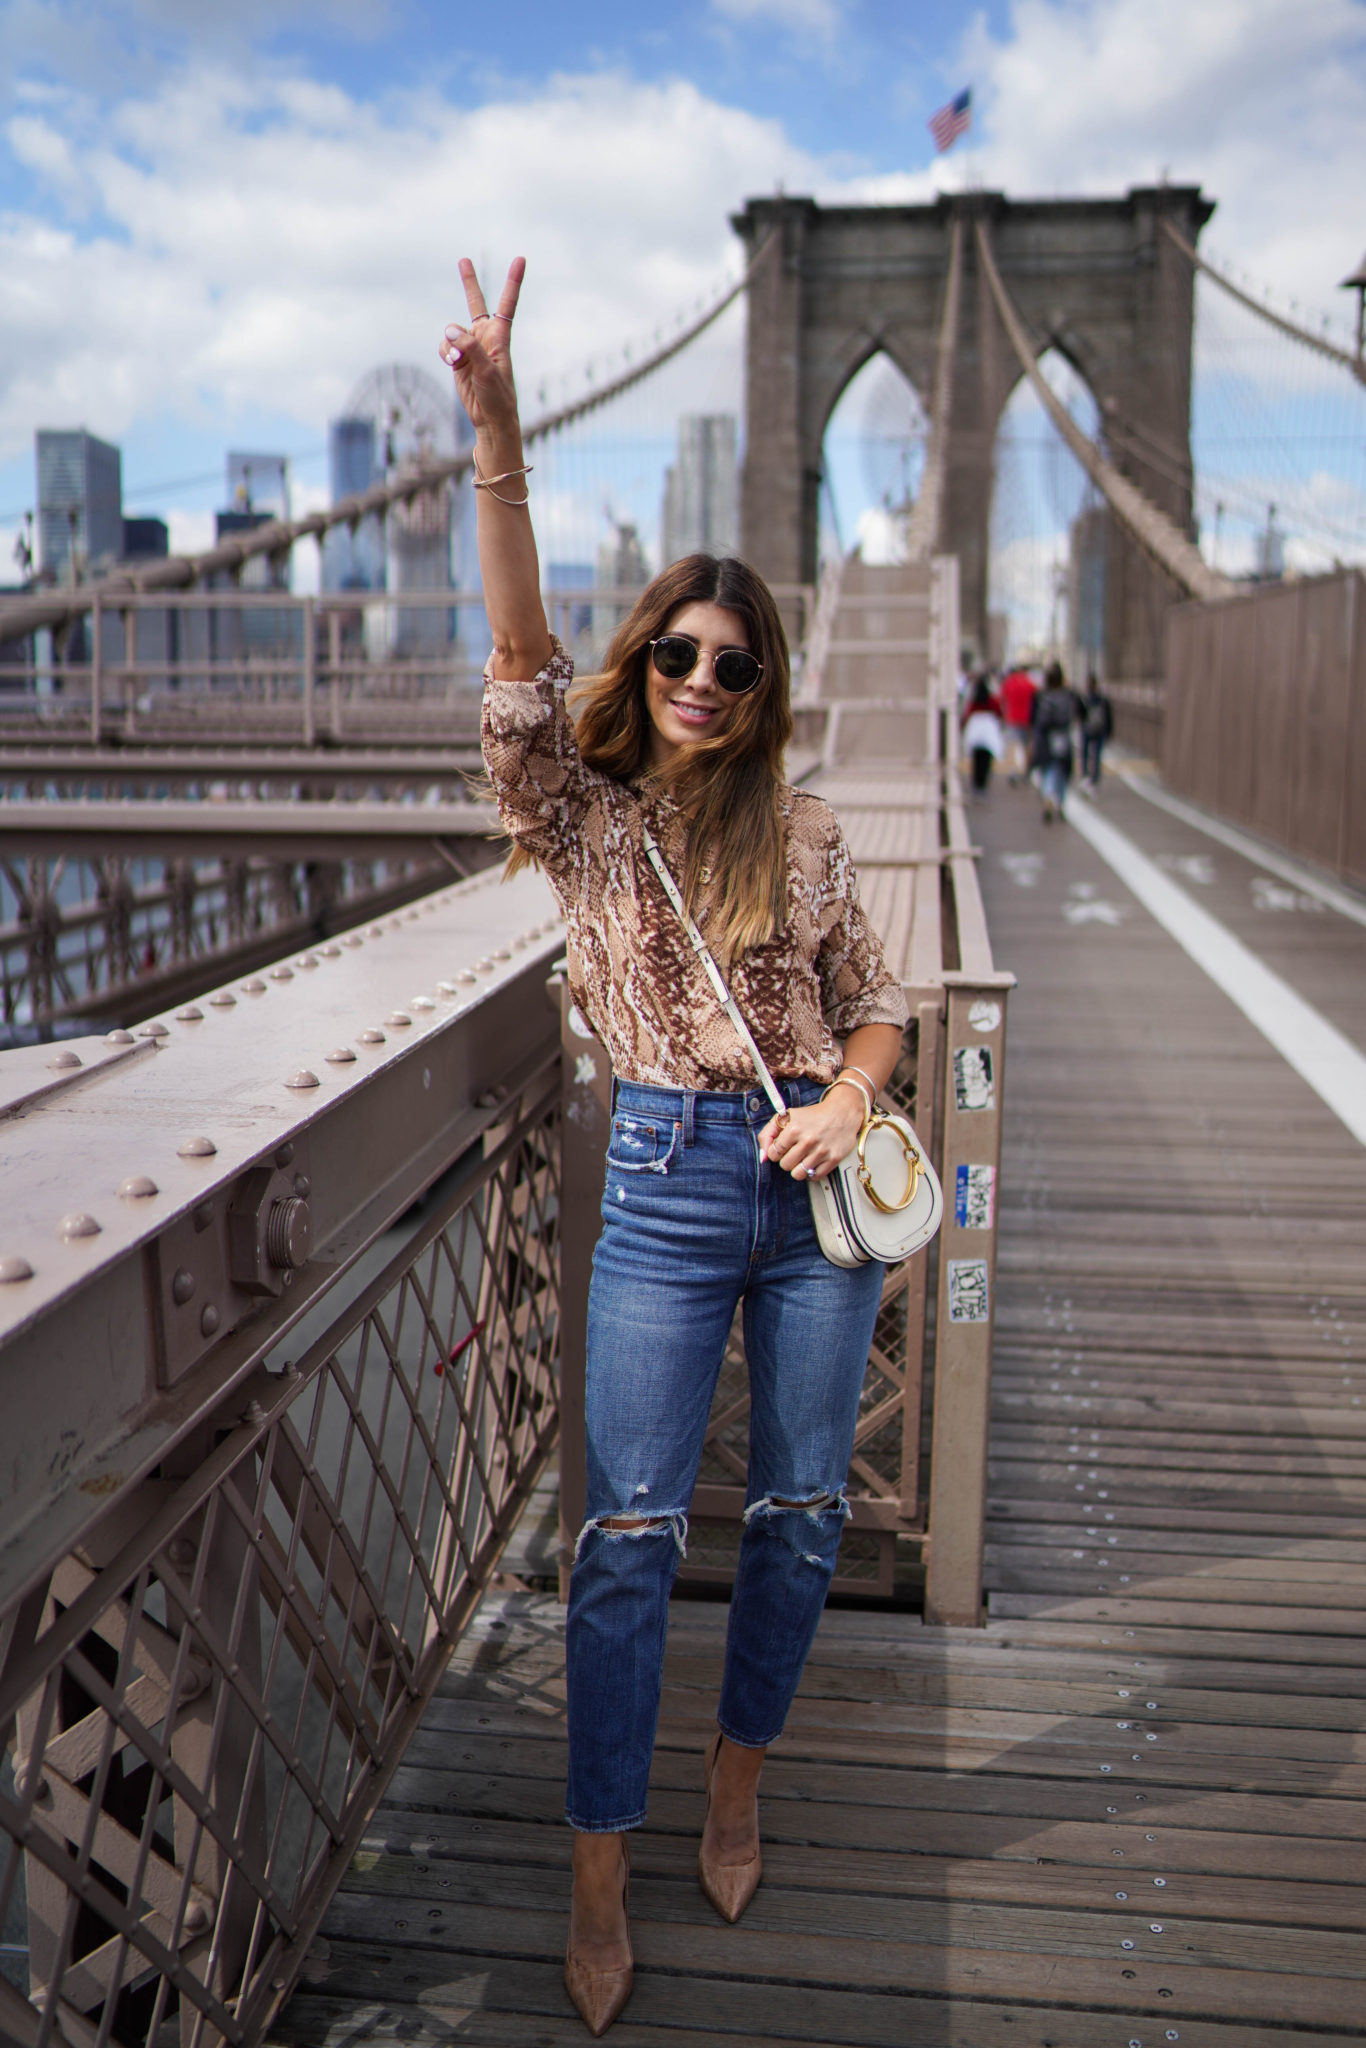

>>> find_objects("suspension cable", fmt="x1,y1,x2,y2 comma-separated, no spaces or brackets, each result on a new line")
905,217,963,563
0,246,766,649
1161,219,1365,388
974,218,1233,603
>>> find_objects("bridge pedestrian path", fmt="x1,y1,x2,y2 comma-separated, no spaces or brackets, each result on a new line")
271,766,1366,2047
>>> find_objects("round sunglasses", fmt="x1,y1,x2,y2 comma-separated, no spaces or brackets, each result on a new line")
649,634,764,696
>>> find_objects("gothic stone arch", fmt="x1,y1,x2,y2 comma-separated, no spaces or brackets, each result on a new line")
733,185,1214,680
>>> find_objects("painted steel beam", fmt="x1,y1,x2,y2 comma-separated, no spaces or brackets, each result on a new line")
0,797,497,860
0,865,564,1606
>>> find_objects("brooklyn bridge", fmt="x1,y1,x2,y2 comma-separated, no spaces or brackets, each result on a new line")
1,183,1364,2048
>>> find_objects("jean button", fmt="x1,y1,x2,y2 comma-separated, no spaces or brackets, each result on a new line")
748,1095,761,1113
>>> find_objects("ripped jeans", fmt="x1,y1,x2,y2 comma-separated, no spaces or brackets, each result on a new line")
565,1077,885,1833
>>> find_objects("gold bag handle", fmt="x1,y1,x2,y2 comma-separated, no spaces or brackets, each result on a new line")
856,1112,924,1214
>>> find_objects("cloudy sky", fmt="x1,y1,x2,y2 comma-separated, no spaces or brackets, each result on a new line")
1,0,1364,580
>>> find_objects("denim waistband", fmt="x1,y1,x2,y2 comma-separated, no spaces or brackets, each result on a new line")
611,1075,823,1129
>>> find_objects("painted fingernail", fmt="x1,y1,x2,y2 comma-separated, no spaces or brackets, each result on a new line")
445,323,465,337
447,347,462,362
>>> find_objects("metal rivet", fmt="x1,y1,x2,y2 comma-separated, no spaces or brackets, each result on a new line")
241,978,267,994
0,1256,34,1284
209,990,237,1008
269,967,294,983
285,1070,320,1089
192,1199,214,1230
178,1136,217,1158
493,948,511,961
58,1213,101,1240
343,934,363,948
405,908,420,921
200,1304,221,1337
367,926,383,938
275,1144,295,1167
475,958,494,973
176,1005,204,1022
455,970,477,984
358,1028,385,1045
325,1047,357,1064
387,1012,412,1028
118,1175,158,1200
105,1029,135,1045
138,1021,170,1039
319,944,341,958
435,981,459,996
183,1899,210,1935
48,1049,82,1070
296,954,320,969
410,996,435,1011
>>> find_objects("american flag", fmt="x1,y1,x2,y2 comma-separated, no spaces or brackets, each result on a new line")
929,87,972,154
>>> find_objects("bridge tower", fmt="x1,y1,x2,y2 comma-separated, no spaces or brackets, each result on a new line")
733,184,1213,681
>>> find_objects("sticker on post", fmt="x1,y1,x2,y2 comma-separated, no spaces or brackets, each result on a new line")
968,999,1001,1035
953,1045,995,1111
954,1164,995,1230
947,1258,990,1323
568,1004,596,1041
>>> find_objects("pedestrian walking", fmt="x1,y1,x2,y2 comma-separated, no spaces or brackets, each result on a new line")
1080,673,1113,787
998,660,1038,783
961,674,1003,797
1032,661,1079,822
442,257,909,2037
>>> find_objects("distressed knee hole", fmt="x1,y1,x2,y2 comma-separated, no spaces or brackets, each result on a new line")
742,1487,850,1565
574,1508,688,1563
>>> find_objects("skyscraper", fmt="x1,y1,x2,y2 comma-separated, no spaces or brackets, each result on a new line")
36,430,123,581
660,415,738,567
227,452,289,521
322,418,386,592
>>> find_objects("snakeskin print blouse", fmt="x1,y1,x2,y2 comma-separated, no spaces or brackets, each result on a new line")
481,639,908,1091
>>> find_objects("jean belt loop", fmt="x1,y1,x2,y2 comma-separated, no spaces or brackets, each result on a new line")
681,1089,695,1148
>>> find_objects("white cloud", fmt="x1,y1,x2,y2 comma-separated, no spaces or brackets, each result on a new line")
962,0,1366,323
0,64,821,468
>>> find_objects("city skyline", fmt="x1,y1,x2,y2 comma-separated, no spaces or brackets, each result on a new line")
1,0,1363,581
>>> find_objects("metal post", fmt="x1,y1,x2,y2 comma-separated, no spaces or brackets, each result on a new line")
924,973,1010,1625
302,595,316,745
89,593,102,743
328,609,342,742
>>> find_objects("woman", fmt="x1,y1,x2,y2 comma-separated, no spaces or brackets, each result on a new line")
441,258,907,2037
960,673,1003,797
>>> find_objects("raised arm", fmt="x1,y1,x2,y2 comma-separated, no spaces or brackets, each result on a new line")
440,257,554,680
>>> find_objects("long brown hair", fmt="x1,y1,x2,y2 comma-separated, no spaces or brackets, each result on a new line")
570,554,793,960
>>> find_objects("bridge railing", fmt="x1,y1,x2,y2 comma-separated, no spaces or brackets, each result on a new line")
0,869,565,2046
1,585,817,752
1164,567,1366,888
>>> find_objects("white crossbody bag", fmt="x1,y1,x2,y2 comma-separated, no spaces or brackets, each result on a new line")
642,827,943,1270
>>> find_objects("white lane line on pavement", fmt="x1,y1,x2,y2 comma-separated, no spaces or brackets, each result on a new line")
1065,789,1366,1151
1118,770,1366,931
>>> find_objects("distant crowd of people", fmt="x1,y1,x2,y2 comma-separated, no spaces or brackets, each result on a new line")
958,659,1113,822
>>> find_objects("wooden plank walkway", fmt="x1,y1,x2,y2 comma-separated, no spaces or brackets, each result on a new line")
271,770,1366,2047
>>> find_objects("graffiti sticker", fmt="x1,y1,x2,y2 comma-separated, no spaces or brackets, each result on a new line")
947,1258,990,1323
954,1164,996,1230
953,1045,995,1112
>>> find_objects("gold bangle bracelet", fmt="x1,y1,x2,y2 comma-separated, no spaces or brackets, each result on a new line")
821,1073,873,1121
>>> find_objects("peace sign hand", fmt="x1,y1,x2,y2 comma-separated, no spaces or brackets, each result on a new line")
439,256,525,435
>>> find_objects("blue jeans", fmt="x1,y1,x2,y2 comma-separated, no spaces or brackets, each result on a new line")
565,1077,885,1832
1041,758,1071,807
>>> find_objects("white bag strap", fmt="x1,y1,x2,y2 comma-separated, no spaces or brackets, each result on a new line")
641,825,789,1122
